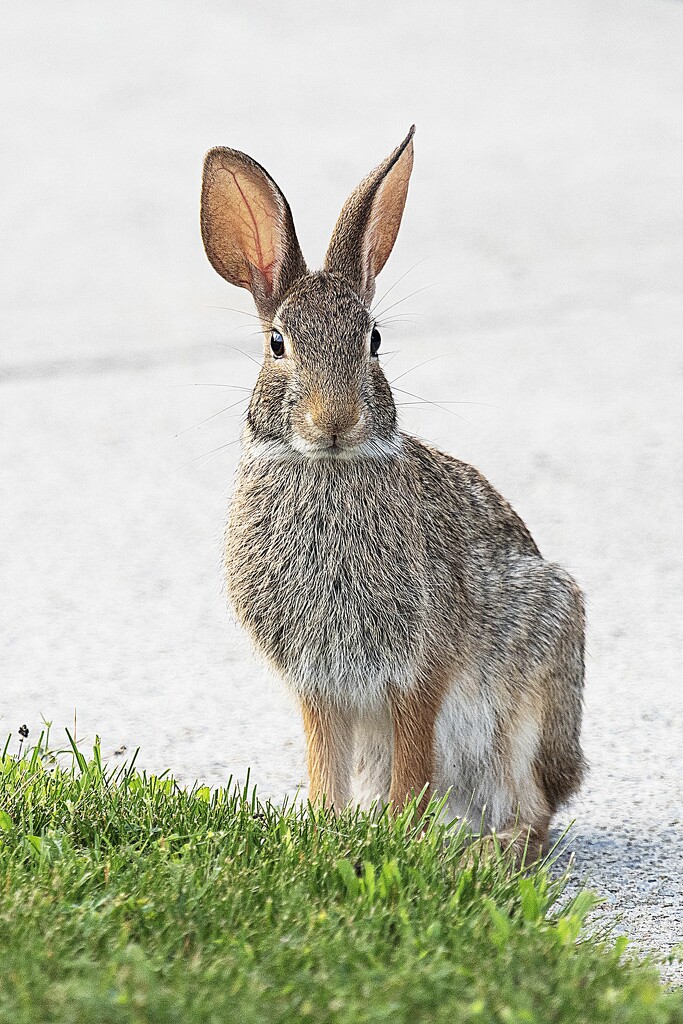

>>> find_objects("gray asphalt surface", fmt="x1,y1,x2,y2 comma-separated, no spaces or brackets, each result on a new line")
2,0,682,982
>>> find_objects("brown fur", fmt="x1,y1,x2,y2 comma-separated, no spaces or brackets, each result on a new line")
389,670,449,815
300,700,354,809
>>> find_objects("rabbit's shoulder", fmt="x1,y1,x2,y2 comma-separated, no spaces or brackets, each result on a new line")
402,435,540,560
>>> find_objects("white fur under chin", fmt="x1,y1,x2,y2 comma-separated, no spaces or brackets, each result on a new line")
244,432,404,462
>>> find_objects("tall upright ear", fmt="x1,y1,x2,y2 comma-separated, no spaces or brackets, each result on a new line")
324,126,415,306
201,148,307,319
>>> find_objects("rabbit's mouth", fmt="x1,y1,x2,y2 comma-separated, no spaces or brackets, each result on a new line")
289,430,403,462
290,434,362,459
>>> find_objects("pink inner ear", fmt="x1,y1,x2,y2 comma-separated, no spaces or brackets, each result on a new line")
227,168,278,296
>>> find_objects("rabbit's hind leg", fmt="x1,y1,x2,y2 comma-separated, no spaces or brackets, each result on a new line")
500,560,586,822
389,673,448,815
492,698,553,865
483,812,552,867
300,699,355,810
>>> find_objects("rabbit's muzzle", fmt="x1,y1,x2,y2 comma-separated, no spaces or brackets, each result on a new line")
292,397,371,454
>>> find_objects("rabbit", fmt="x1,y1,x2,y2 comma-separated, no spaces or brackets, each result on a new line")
200,126,585,859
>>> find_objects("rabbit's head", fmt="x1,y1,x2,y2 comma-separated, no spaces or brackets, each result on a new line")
200,128,415,458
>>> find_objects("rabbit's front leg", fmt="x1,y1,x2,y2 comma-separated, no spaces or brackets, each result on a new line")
389,684,442,815
300,699,354,810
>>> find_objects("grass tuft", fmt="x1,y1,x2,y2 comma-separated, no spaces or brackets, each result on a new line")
0,732,680,1023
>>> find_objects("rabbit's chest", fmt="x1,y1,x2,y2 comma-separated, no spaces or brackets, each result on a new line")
226,457,428,705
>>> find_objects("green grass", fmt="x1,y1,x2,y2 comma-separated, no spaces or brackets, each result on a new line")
0,733,680,1023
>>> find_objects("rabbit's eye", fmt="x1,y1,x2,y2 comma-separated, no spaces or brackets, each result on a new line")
270,330,285,358
370,326,381,357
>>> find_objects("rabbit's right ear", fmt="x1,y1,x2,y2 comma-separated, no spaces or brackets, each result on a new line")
201,148,307,319
324,126,415,306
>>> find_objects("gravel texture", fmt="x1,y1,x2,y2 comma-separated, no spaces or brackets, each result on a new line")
2,0,681,984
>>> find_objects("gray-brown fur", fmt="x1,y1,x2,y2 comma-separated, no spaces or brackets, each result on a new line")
200,127,585,852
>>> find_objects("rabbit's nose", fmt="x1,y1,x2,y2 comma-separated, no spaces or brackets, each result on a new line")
306,406,365,440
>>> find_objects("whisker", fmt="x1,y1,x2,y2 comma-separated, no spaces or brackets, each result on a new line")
220,343,264,369
389,354,447,386
373,282,443,322
376,312,426,321
236,331,269,342
435,400,496,408
377,317,420,327
208,305,269,325
391,385,470,424
232,323,268,334
397,400,495,408
370,257,431,317
172,384,252,392
173,437,243,473
184,443,243,481
175,396,250,437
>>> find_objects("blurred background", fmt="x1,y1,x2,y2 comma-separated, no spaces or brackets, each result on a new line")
1,0,682,970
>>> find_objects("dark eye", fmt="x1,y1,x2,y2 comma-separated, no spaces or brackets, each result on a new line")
270,330,285,358
370,326,381,357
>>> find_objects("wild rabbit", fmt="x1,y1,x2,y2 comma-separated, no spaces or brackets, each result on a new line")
200,126,585,859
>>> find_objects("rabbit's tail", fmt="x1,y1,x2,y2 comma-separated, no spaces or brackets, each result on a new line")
536,627,586,813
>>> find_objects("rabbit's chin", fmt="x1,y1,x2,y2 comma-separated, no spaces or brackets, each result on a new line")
245,433,404,463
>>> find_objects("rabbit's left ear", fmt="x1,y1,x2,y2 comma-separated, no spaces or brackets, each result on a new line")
324,126,415,306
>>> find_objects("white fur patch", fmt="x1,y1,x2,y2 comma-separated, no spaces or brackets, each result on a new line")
433,679,545,830
244,432,404,463
352,704,392,808
287,650,417,710
243,437,295,462
509,710,541,793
